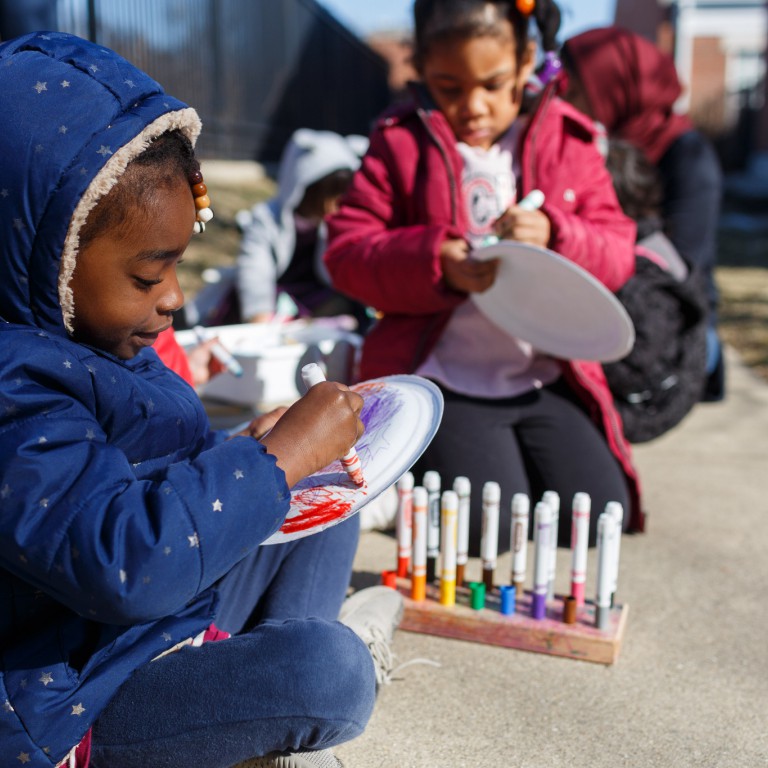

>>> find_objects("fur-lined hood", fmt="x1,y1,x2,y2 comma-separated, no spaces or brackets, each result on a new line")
0,31,201,335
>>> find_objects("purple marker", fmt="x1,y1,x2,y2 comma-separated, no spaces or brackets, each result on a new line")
531,501,553,619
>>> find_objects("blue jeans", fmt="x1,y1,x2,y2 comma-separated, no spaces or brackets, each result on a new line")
90,515,375,767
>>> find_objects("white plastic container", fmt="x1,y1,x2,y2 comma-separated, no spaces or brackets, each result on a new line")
175,321,362,410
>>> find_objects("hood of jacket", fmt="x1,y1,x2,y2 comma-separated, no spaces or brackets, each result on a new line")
272,128,367,215
0,31,201,337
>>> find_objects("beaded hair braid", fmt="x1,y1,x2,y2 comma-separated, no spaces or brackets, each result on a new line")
189,167,213,234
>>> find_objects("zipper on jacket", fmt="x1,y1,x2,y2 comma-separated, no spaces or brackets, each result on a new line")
519,79,560,193
415,106,459,227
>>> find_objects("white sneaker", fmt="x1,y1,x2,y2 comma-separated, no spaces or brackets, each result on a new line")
358,484,398,532
339,586,404,687
237,748,343,767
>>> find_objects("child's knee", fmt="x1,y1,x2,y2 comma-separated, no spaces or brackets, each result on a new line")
286,619,376,729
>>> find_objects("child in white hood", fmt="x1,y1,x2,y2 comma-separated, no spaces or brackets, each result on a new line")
236,129,370,327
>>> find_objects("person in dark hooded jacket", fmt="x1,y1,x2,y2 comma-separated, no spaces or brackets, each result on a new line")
0,32,401,768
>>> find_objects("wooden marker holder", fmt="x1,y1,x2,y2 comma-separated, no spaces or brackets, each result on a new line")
396,578,628,665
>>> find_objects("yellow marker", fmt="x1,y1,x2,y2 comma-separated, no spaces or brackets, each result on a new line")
411,486,428,601
439,490,459,606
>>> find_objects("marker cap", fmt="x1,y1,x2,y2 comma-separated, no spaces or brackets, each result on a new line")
453,475,471,496
511,492,530,515
423,470,441,492
500,584,516,615
483,481,501,503
470,581,486,610
563,595,578,624
412,486,428,507
381,570,398,589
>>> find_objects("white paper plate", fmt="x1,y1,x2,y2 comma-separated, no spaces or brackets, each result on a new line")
471,241,634,362
262,375,444,544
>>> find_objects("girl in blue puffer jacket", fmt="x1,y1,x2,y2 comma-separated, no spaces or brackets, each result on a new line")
0,32,397,768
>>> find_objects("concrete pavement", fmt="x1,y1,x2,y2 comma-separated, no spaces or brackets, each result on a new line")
336,346,768,768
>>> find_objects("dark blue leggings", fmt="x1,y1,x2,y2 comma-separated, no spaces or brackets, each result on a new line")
414,379,630,550
90,515,375,768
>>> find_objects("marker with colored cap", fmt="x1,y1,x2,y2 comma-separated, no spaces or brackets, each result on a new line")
411,486,428,601
531,501,553,619
510,493,530,594
300,363,365,486
482,190,546,246
595,510,618,630
481,481,500,591
569,492,591,607
517,189,545,211
423,471,441,583
439,490,459,607
453,476,471,586
470,581,486,610
395,472,414,578
542,490,560,601
500,584,516,616
193,325,244,378
605,501,624,607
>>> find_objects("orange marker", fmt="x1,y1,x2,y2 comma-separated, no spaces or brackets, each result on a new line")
439,490,459,606
411,486,428,601
300,362,364,486
395,472,414,578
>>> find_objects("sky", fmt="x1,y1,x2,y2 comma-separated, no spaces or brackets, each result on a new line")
316,0,617,40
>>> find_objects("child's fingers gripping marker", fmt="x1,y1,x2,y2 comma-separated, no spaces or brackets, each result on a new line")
300,363,365,486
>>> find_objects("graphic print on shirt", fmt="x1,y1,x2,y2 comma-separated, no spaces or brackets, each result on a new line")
456,139,515,248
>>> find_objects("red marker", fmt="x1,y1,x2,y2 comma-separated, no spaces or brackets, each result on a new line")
300,363,364,487
395,472,414,578
569,492,591,607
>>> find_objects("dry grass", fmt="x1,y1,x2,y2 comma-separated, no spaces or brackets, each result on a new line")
716,230,768,383
181,174,768,385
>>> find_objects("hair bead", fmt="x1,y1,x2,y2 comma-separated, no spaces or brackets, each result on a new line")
516,0,535,14
189,166,213,234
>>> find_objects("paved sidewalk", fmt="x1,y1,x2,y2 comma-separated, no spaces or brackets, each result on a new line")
336,347,768,768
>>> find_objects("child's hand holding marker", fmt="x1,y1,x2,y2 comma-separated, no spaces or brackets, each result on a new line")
259,365,364,489
483,189,548,247
300,363,365,486
440,237,500,294
193,325,244,378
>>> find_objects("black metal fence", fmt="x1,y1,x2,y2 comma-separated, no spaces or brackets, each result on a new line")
56,0,392,161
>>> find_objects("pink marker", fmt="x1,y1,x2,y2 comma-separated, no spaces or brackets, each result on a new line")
395,472,414,578
300,363,364,487
569,492,591,607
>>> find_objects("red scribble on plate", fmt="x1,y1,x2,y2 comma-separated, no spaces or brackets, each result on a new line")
280,489,354,535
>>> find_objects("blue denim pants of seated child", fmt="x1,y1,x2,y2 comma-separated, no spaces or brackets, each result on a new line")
89,515,375,768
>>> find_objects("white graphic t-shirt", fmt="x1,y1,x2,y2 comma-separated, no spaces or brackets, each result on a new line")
417,121,561,399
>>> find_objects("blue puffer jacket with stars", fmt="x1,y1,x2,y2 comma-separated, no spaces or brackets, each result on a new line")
0,33,290,766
